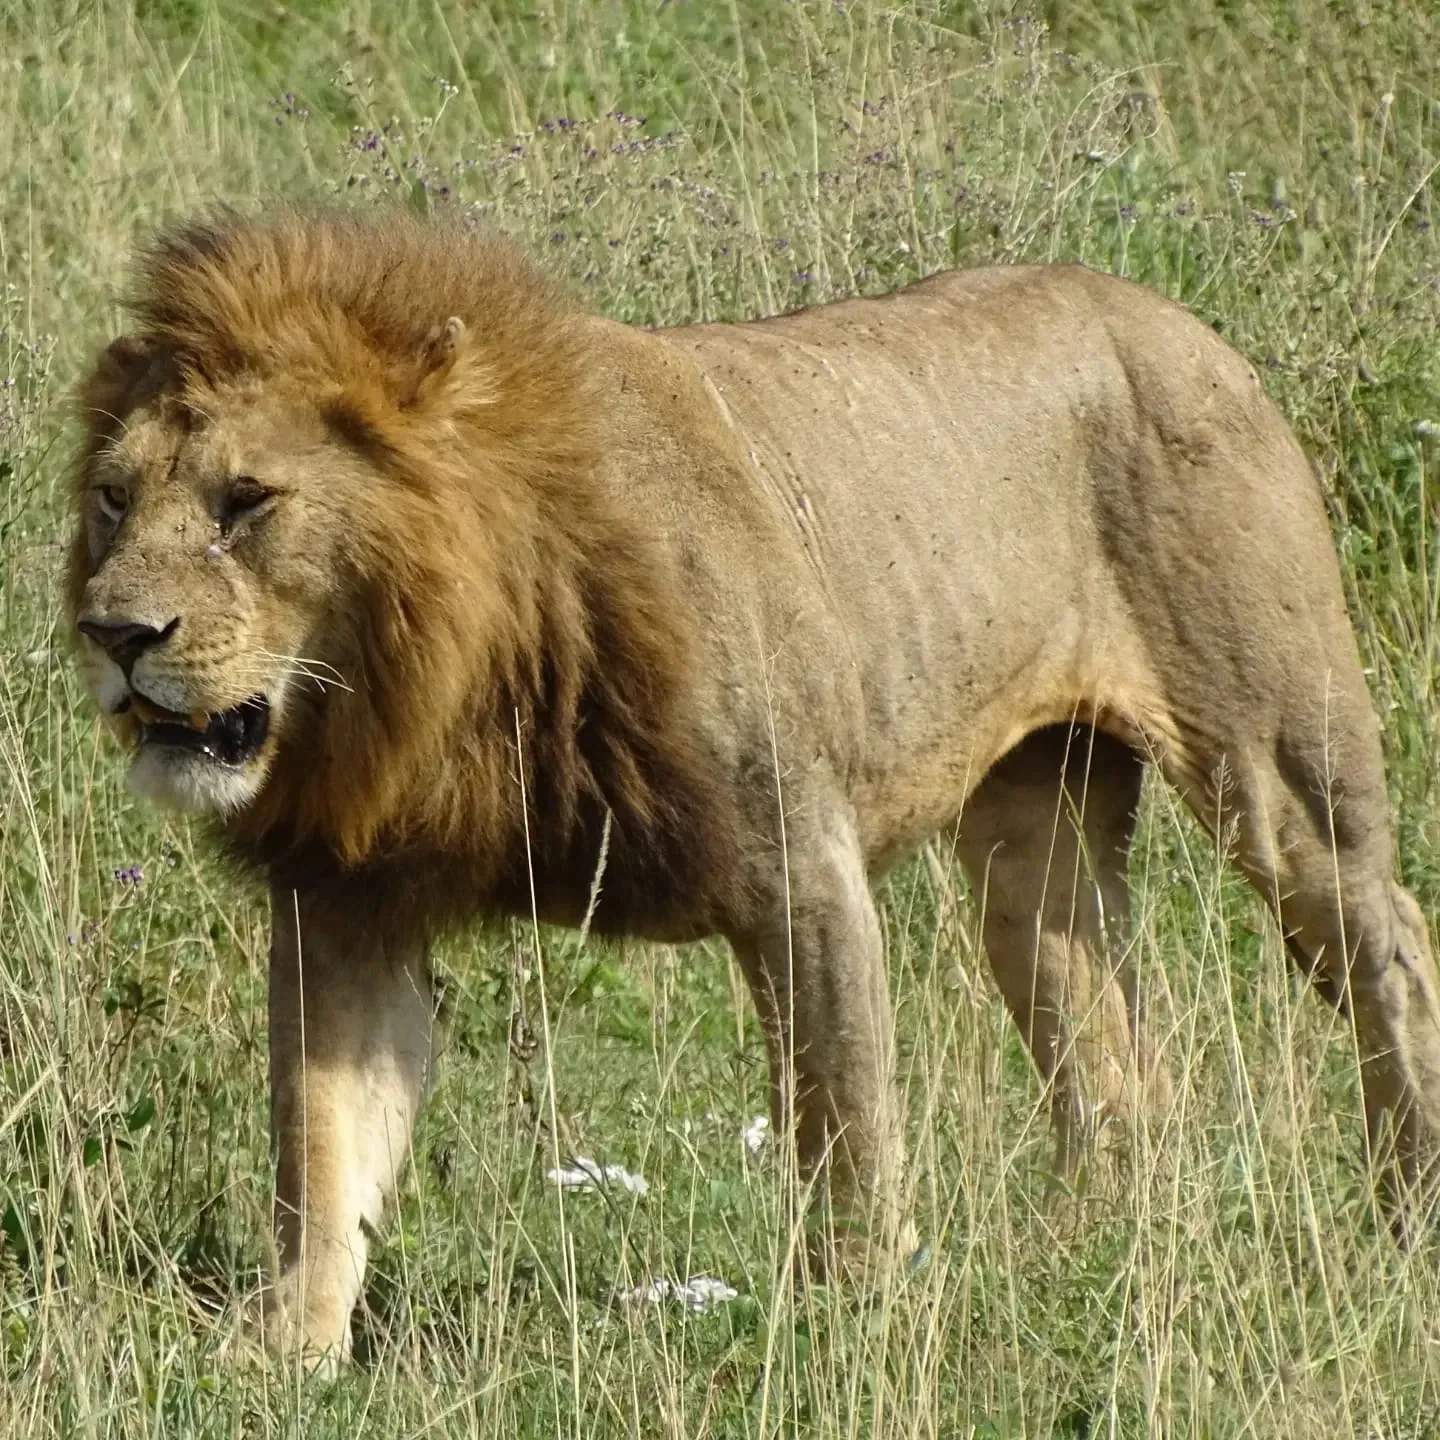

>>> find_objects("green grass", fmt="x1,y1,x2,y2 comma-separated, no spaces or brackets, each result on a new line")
4,0,1440,1434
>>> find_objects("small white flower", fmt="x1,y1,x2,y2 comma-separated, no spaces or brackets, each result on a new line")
546,1157,650,1197
617,1275,738,1314
743,1115,770,1154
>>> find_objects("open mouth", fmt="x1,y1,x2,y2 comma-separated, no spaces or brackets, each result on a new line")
121,694,271,766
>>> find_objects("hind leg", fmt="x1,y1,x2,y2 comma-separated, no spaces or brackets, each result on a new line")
1165,690,1440,1208
957,724,1167,1176
1083,350,1440,1209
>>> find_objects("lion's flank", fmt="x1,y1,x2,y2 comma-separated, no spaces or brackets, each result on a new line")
108,209,727,931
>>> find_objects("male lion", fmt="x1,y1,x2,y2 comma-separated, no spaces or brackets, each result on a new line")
71,210,1440,1365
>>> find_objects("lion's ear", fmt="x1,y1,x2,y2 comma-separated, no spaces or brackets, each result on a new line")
408,317,464,404
80,334,155,428
96,334,153,385
404,317,494,412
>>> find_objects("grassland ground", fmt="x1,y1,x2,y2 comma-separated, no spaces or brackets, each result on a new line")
3,1,1440,1435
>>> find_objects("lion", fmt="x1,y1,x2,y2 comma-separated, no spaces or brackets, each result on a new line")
70,209,1440,1366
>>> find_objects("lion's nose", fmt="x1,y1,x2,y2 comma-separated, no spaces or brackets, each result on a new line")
77,615,180,670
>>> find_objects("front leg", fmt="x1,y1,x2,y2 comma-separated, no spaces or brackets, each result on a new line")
731,808,906,1275
263,883,433,1368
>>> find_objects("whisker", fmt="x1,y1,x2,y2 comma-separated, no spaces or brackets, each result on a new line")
226,652,356,695
255,650,351,686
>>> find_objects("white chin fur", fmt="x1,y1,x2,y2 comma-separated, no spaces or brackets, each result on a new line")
129,743,265,815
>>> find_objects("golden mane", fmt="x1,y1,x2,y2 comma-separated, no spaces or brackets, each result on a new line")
84,209,730,931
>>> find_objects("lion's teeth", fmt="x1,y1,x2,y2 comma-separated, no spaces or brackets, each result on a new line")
128,696,207,729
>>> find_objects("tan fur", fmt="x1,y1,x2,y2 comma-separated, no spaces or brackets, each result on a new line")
70,209,1440,1365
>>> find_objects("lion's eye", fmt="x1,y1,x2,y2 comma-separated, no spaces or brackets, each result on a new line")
94,483,129,520
219,477,277,536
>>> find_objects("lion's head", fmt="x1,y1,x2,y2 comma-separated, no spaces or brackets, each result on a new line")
70,210,704,889
73,335,352,816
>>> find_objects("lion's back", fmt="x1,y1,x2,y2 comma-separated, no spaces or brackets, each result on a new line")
630,263,1338,861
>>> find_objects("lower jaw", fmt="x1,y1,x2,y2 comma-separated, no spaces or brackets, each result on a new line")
129,743,267,816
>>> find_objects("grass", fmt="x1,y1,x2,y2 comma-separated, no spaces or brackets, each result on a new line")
3,0,1440,1434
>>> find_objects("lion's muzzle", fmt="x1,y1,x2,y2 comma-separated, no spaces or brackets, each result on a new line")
78,609,273,767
